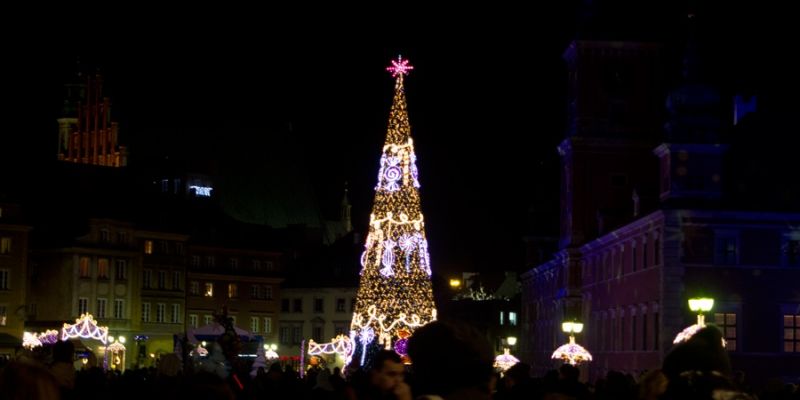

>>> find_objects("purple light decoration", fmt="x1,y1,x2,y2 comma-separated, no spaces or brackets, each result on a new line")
386,55,414,77
394,338,408,356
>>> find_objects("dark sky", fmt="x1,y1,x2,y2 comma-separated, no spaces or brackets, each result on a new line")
4,3,785,276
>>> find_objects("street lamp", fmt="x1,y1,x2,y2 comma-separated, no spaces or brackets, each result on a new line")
674,297,718,345
688,297,714,326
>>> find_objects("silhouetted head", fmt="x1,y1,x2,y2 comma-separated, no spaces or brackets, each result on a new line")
370,350,404,393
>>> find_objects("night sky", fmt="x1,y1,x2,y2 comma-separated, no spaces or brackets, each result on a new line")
4,3,790,276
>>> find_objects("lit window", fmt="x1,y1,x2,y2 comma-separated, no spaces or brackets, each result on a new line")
714,313,737,351
784,315,800,352
0,237,9,254
144,240,153,255
204,283,213,297
98,259,109,279
79,257,90,278
0,305,6,326
500,311,504,325
228,284,238,298
509,312,517,326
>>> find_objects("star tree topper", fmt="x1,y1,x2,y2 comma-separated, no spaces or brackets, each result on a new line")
386,55,414,77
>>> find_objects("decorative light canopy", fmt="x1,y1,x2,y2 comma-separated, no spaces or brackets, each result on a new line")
61,313,109,344
494,348,520,372
551,336,593,366
351,56,437,366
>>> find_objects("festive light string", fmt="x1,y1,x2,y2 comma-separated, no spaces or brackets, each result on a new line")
62,313,109,345
22,332,42,349
351,56,437,360
307,335,355,360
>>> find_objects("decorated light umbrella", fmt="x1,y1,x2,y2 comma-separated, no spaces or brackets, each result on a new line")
673,297,726,346
493,348,520,372
551,321,593,366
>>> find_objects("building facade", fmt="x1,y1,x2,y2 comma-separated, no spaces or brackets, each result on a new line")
0,203,32,358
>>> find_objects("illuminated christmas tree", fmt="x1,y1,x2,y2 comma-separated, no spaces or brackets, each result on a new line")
350,56,437,366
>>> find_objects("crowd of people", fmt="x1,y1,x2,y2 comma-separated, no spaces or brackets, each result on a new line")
1,322,798,399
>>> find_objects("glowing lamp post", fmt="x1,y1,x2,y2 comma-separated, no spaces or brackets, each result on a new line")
551,321,592,366
674,297,717,345
449,279,462,289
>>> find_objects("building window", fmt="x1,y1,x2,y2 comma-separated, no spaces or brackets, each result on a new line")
144,240,153,255
0,237,9,254
264,317,272,334
78,298,89,315
158,271,166,289
156,303,165,323
204,283,213,297
173,271,181,290
159,241,169,254
716,235,738,265
252,260,262,271
97,298,107,318
654,311,660,350
280,327,290,345
314,298,324,313
190,314,198,328
642,313,648,351
251,285,260,299
265,261,275,271
0,269,8,290
0,305,6,326
642,238,648,269
190,281,199,295
229,258,238,269
114,299,124,319
784,315,800,352
98,259,109,279
293,299,303,313
336,298,346,312
142,303,151,322
204,315,212,325
79,257,91,278
115,259,127,280
251,317,259,333
654,236,661,266
171,304,180,324
228,284,238,298
191,255,200,267
281,299,290,312
292,327,302,345
117,231,128,244
100,229,110,243
714,313,737,351
206,256,215,267
175,242,185,255
263,286,273,300
632,245,637,272
499,311,504,326
631,315,637,351
312,326,323,341
509,312,518,326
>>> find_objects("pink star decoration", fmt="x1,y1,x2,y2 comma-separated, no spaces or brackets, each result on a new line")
386,55,414,77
